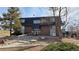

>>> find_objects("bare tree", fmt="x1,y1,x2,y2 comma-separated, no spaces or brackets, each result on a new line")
50,7,68,25
49,7,68,38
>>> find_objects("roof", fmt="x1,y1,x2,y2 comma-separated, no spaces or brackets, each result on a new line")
20,16,59,19
24,16,53,18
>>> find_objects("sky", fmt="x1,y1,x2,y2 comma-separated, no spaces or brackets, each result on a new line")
0,7,53,17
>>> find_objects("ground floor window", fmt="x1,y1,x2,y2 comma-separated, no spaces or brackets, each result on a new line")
32,29,40,36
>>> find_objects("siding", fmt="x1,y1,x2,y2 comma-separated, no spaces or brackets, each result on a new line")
20,16,61,37
24,26,32,34
40,25,50,35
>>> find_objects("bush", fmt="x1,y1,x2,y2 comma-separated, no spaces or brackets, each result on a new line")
11,31,22,35
42,42,79,51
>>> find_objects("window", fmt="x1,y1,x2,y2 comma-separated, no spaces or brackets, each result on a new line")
41,18,47,23
33,20,40,24
50,18,55,22
21,19,25,23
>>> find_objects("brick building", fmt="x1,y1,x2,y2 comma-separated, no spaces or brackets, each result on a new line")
20,16,62,38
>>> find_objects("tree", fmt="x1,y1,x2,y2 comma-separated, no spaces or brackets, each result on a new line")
50,7,68,27
49,7,68,38
2,13,10,30
0,16,2,21
8,7,22,36
2,7,22,36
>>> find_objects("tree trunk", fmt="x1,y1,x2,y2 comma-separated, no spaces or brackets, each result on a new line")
55,16,62,39
10,19,12,36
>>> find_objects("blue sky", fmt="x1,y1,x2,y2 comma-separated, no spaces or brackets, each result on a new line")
0,7,53,17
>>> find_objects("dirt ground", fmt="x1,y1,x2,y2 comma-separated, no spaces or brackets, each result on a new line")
24,38,79,51
62,38,79,45
0,40,48,51
0,45,47,51
0,45,44,51
0,30,10,37
0,38,79,51
24,45,47,51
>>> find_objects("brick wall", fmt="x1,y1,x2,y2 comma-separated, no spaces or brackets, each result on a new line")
40,25,50,35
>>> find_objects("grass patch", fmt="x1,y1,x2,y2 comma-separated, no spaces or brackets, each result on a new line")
0,30,10,37
41,42,79,51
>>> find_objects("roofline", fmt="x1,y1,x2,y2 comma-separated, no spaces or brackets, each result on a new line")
0,16,59,19
20,16,59,19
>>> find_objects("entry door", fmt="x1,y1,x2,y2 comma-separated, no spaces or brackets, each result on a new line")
32,24,40,35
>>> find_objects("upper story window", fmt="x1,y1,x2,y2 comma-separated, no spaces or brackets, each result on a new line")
21,19,25,23
50,17,55,22
33,20,40,24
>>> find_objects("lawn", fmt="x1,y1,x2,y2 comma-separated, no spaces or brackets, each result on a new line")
0,30,10,37
41,42,79,51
